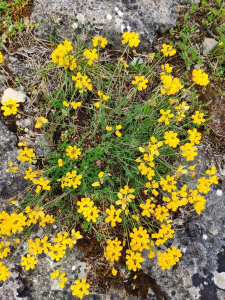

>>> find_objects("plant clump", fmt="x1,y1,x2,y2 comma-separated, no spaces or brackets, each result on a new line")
0,30,219,298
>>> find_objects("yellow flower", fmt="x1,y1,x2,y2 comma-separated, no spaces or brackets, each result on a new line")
50,270,68,288
6,161,18,173
1,98,19,116
112,268,117,276
160,63,173,74
92,36,108,48
92,181,100,187
126,249,144,271
106,126,112,131
132,75,148,91
35,116,48,128
17,147,36,163
205,166,217,175
191,111,205,125
61,170,82,189
160,74,183,95
116,185,135,210
115,130,122,137
157,247,182,270
71,101,81,109
70,279,90,298
24,167,38,181
161,44,176,57
21,254,37,270
105,205,122,227
164,131,180,148
192,69,209,86
148,53,155,60
58,159,63,167
97,90,109,101
0,262,10,281
122,32,140,48
83,48,99,65
187,128,201,145
94,102,100,108
72,72,92,94
33,177,51,193
158,109,174,126
63,101,69,107
66,145,81,159
180,143,198,161
0,241,11,259
98,171,104,179
0,51,3,64
105,238,123,262
70,229,83,245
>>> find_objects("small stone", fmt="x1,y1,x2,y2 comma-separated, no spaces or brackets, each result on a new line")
209,226,218,236
216,189,223,196
107,14,112,21
131,57,144,66
72,22,78,29
203,37,218,55
2,88,26,104
214,272,225,290
16,118,32,128
76,13,85,24
202,234,208,240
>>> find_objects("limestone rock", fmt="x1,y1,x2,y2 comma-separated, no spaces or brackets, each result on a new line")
0,121,28,200
202,37,218,55
214,272,225,290
2,88,26,104
142,151,225,300
31,0,177,51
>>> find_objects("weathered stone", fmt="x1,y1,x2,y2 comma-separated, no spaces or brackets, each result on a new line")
0,121,28,200
2,88,26,104
142,152,225,299
31,0,177,51
202,37,218,55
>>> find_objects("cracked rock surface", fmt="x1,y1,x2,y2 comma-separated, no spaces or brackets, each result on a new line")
31,0,177,51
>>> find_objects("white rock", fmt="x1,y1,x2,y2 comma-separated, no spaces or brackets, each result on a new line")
121,24,125,33
72,22,78,29
76,13,85,24
2,88,26,104
202,234,208,240
203,37,218,55
182,247,187,254
214,272,225,290
118,10,123,17
115,7,119,12
16,118,32,128
107,14,112,21
216,189,223,196
131,57,144,66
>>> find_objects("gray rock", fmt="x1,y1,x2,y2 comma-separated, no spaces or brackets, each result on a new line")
0,121,28,200
142,154,225,300
31,0,177,51
202,37,218,55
